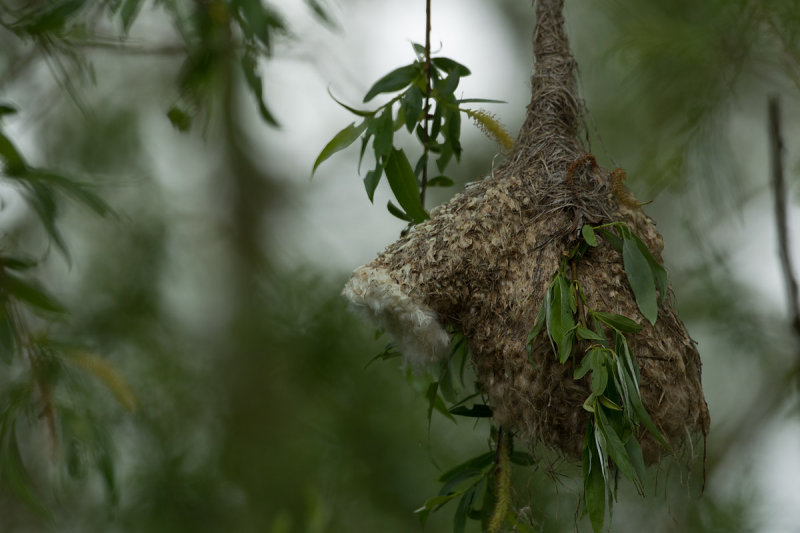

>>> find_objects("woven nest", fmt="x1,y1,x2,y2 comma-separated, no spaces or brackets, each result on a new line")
343,0,709,464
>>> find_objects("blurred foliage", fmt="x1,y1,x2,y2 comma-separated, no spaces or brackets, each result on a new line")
0,0,797,532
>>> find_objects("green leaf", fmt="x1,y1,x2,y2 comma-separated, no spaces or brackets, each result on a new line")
432,57,471,76
454,489,471,533
328,89,374,117
574,348,600,380
120,0,143,31
583,432,605,533
384,148,428,224
623,370,671,452
582,224,598,246
402,86,424,133
0,104,17,118
455,98,507,104
426,382,456,426
1,256,36,271
166,106,192,132
632,234,669,302
386,200,411,222
2,273,65,313
549,275,576,363
449,404,493,418
26,170,113,217
411,42,426,59
241,51,279,127
591,358,608,396
0,130,27,175
363,64,421,102
528,298,547,354
592,311,642,333
596,407,638,484
304,0,337,29
427,176,454,187
597,228,623,252
363,166,382,203
437,70,461,98
372,108,394,159
623,237,658,324
312,120,368,175
0,307,16,364
439,452,495,483
576,326,605,342
625,437,647,490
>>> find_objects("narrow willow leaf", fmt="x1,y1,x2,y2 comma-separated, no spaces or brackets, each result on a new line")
592,311,642,333
427,176,454,187
449,404,493,418
241,52,279,127
328,88,374,117
0,130,27,175
576,326,605,342
363,166,382,203
432,57,471,76
582,224,598,246
0,308,16,363
598,396,622,411
437,70,461,98
455,98,507,104
120,0,143,31
372,108,394,159
384,148,428,224
632,234,669,302
624,369,671,452
597,228,623,252
166,106,192,132
386,200,411,222
625,437,647,491
403,85,424,132
596,407,637,484
439,452,495,483
591,358,608,396
1,255,36,271
623,237,658,324
27,170,113,217
0,104,18,117
583,440,605,533
312,120,368,175
3,273,65,313
363,64,421,102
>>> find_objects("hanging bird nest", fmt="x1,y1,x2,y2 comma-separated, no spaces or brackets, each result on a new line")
343,0,709,464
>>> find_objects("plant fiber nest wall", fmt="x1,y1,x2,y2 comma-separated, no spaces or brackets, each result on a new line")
343,0,709,463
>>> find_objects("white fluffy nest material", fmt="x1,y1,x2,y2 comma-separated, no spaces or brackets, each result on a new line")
343,265,450,366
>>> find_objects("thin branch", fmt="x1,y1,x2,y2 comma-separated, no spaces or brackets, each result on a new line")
768,95,800,354
420,0,432,208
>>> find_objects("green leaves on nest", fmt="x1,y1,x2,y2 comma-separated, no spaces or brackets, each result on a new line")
313,44,504,225
527,223,671,533
587,223,669,325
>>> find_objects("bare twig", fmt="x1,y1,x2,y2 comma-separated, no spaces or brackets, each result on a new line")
420,0,432,207
768,95,800,356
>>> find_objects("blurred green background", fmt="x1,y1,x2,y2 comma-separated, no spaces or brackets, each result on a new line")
0,0,798,531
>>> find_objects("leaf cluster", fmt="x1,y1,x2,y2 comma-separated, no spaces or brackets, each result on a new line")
527,223,671,532
313,43,503,225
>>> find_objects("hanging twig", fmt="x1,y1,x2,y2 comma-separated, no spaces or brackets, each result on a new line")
420,0,432,207
768,95,800,357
